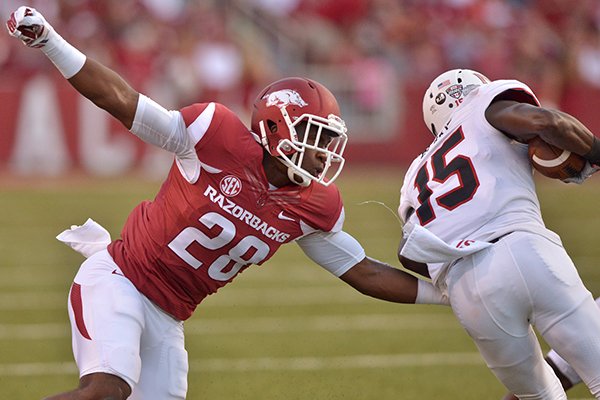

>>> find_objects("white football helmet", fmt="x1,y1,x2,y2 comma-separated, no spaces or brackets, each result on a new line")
422,69,491,137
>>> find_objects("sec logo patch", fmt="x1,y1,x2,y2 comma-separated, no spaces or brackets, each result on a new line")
219,175,242,197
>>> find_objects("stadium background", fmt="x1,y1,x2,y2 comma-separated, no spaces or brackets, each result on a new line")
3,0,600,175
2,0,600,399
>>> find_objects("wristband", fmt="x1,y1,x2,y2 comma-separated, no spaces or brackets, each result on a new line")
40,29,86,79
415,279,449,305
583,135,600,165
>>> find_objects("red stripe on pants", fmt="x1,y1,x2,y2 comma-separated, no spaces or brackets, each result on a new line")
70,283,91,340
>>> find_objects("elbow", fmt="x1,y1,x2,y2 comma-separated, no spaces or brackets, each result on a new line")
92,85,139,129
339,258,383,296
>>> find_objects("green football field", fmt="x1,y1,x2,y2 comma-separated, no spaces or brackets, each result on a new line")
0,167,598,399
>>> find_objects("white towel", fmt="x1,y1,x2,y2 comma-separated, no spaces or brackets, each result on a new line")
400,224,492,264
56,218,112,258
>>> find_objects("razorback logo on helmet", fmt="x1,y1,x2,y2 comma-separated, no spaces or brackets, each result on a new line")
263,89,308,109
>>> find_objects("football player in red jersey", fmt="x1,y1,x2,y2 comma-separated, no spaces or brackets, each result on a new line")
7,7,447,400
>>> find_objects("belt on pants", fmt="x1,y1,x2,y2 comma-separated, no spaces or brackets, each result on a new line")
489,232,514,244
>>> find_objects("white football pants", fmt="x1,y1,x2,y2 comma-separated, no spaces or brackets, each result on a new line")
545,297,600,388
68,250,188,399
445,231,600,399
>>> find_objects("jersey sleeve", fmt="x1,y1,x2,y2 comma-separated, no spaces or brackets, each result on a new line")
130,97,259,184
180,102,262,172
297,184,345,235
480,79,540,109
179,102,218,149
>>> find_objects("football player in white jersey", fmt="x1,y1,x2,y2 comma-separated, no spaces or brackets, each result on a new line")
398,68,600,399
503,296,600,399
6,6,448,400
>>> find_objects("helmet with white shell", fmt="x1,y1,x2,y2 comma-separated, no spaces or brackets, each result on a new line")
422,69,491,137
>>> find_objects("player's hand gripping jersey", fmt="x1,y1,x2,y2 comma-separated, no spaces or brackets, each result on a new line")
108,99,344,320
399,80,561,284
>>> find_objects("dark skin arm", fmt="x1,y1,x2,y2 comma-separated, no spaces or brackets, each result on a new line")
397,237,430,278
67,58,139,129
339,256,419,303
485,100,595,156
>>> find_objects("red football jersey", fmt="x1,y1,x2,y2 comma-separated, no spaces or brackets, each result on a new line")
108,103,343,320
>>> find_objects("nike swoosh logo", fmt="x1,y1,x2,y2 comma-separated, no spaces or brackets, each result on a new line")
278,211,295,222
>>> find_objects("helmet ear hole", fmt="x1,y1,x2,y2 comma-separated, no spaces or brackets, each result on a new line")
267,120,278,133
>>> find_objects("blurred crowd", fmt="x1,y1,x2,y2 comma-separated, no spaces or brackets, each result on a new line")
2,0,600,121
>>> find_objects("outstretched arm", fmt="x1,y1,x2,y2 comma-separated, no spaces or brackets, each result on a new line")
68,59,139,129
339,256,441,304
297,230,448,305
7,6,138,128
6,6,196,163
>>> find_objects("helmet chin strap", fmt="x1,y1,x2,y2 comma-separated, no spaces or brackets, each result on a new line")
287,166,311,187
275,153,312,187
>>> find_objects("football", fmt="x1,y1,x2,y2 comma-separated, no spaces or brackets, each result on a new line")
527,136,585,180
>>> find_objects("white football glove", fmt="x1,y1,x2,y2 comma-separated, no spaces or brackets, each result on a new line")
5,6,53,48
562,161,600,184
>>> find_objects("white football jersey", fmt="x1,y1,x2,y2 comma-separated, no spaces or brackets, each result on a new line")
399,80,557,282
